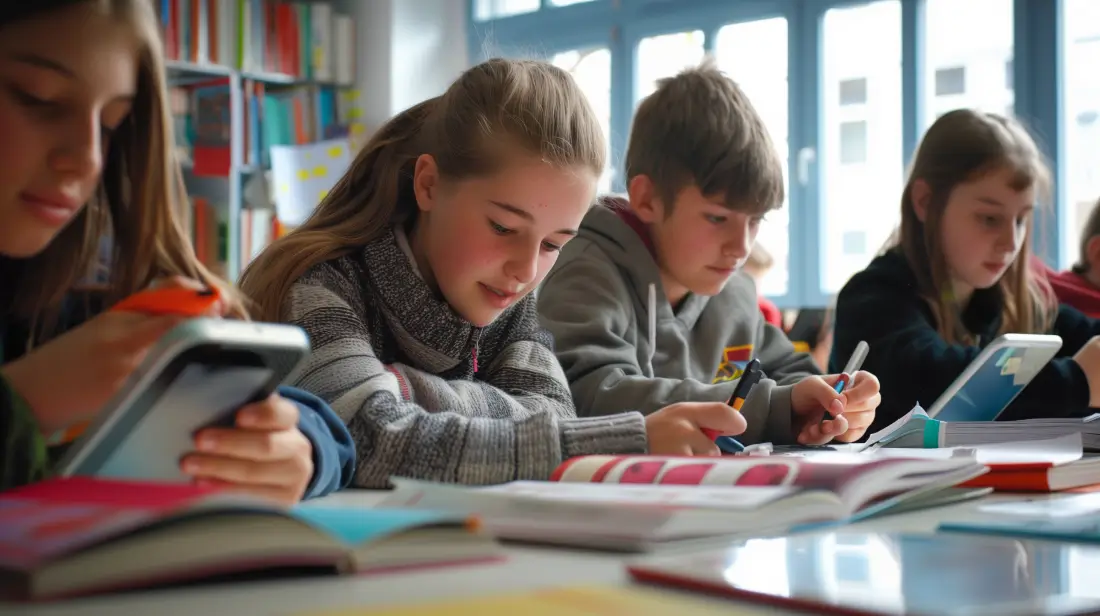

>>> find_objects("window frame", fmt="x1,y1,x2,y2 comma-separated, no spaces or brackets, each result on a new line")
467,0,1067,311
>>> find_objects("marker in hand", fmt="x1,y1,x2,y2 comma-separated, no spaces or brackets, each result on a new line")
111,286,221,317
827,340,869,419
703,359,763,454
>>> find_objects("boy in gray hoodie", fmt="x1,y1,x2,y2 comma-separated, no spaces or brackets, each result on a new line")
537,61,881,446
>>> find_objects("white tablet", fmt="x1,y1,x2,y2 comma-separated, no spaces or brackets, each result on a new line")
927,333,1063,422
57,318,312,481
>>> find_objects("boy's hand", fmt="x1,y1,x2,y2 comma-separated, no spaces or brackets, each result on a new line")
790,373,879,444
183,394,314,505
644,401,748,456
832,371,879,443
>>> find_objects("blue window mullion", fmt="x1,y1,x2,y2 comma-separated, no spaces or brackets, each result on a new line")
799,2,827,308
901,0,926,167
610,24,634,194
1014,0,1064,268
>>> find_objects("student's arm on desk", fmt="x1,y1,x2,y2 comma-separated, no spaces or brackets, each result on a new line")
285,281,647,489
538,256,794,445
832,282,1092,430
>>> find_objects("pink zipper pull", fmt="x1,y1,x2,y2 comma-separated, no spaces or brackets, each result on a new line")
472,345,479,373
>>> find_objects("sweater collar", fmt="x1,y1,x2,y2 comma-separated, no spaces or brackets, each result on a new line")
360,226,482,367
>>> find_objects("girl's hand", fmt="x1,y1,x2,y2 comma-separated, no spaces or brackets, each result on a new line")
0,310,183,433
183,394,315,505
644,401,748,456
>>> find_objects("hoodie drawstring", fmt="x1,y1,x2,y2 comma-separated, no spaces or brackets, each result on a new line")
646,283,656,376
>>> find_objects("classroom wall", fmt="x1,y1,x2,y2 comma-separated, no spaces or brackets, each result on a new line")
339,0,469,134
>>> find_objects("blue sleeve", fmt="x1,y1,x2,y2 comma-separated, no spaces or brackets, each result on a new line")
277,385,356,499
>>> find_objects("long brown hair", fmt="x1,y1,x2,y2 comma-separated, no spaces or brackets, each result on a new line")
241,58,606,322
1072,196,1100,274
0,0,243,342
894,108,1054,344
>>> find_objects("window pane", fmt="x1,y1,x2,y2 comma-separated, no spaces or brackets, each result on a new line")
552,47,613,193
635,31,705,104
715,17,790,297
821,1,903,295
923,0,1014,129
473,0,539,21
1064,0,1100,263
549,0,595,5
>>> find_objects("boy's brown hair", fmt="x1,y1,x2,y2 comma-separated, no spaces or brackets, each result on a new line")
624,57,785,216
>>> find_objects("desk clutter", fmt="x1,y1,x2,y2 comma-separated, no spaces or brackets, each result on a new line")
8,428,1100,614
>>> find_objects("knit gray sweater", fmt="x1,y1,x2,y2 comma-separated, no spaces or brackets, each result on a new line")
283,227,649,488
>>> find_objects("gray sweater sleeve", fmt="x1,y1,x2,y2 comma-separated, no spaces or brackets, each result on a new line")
538,255,795,445
285,281,648,488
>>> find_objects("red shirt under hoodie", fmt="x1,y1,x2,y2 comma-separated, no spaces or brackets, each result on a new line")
1030,255,1100,319
600,196,782,325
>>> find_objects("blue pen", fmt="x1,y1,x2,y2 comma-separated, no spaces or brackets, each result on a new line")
706,359,763,454
827,340,869,419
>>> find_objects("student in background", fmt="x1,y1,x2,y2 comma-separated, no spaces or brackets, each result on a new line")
536,62,880,447
239,58,749,489
742,243,783,328
1046,198,1100,318
0,0,354,501
831,109,1100,434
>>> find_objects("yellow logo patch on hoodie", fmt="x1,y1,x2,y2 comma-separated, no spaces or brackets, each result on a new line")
713,344,753,383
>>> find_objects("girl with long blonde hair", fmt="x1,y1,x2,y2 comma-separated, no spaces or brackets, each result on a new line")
241,58,751,487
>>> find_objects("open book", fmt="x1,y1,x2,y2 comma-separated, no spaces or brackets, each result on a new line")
380,454,990,551
0,477,500,601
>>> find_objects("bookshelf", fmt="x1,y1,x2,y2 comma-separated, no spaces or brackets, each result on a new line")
156,0,360,282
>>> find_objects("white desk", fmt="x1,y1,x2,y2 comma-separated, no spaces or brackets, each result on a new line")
13,490,1053,616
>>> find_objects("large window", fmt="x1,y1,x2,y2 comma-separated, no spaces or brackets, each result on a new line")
471,0,1079,307
923,0,1014,127
635,31,705,104
820,1,902,296
1063,0,1100,259
715,17,790,297
552,47,614,192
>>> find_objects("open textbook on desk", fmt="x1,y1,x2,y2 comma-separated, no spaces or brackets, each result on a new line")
0,477,500,601
380,454,989,551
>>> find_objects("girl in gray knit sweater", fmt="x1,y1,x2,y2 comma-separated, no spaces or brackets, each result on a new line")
240,58,748,488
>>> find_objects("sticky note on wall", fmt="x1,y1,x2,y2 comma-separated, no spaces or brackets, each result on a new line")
269,138,352,226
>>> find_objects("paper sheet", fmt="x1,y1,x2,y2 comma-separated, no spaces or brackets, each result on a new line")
269,138,352,226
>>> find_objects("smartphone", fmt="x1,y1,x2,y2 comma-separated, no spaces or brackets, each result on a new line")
56,318,311,481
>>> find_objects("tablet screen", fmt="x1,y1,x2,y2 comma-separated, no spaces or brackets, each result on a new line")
74,347,275,480
934,345,1048,422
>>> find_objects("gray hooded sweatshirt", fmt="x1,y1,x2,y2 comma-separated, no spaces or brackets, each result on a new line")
537,197,821,445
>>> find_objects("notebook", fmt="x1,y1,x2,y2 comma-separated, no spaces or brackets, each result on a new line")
865,405,1100,452
627,530,1100,616
378,455,989,551
0,477,501,601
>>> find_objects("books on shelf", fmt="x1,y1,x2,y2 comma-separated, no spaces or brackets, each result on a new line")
378,454,990,551
155,0,356,84
0,477,500,602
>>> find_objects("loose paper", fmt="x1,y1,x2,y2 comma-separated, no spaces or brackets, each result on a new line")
269,138,352,226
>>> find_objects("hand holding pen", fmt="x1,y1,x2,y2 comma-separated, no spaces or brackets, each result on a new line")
824,340,881,443
702,359,763,454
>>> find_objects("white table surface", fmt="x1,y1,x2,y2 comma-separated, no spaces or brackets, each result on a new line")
8,489,1067,616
